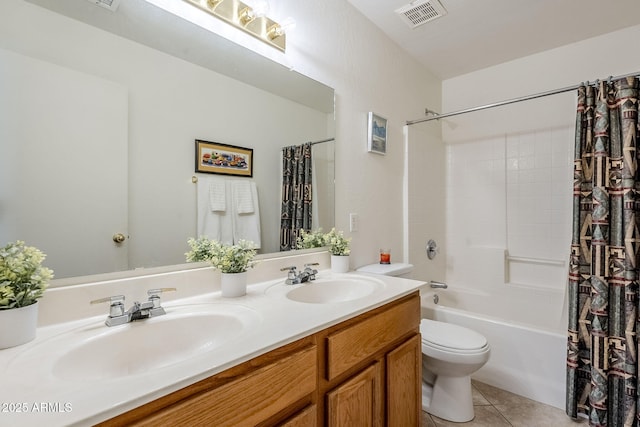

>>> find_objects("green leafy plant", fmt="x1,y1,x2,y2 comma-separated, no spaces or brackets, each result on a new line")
186,237,257,274
296,228,326,250
295,228,351,256
324,228,351,256
0,241,53,309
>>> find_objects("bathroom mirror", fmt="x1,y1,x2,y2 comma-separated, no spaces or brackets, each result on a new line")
2,0,335,281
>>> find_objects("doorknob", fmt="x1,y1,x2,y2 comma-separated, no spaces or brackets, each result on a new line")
112,233,126,243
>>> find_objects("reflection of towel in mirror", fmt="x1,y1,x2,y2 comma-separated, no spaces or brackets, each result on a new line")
197,177,233,244
234,181,254,214
232,181,261,248
209,180,226,212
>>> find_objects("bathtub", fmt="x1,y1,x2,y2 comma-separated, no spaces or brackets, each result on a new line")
420,285,567,410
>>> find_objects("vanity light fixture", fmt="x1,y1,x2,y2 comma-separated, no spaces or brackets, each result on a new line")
183,0,288,51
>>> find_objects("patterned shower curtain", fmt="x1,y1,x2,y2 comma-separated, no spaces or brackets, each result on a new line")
566,77,640,426
279,143,313,251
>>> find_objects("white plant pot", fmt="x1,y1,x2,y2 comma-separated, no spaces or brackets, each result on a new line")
221,272,248,297
0,302,39,349
331,255,350,273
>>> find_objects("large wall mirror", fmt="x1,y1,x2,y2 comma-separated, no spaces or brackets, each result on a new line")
0,0,335,281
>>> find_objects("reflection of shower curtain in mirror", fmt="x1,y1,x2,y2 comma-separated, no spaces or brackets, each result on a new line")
280,143,313,250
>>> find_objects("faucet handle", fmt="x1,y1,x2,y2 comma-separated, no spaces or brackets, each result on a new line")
304,263,319,268
147,287,177,297
280,266,297,272
147,288,176,308
90,295,125,317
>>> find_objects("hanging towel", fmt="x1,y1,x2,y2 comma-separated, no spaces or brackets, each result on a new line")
197,176,233,244
232,181,261,248
209,180,226,212
234,180,254,214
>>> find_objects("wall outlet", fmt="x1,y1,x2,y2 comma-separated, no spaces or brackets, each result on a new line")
349,213,359,232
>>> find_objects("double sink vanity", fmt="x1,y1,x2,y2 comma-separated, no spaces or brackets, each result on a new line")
0,253,425,426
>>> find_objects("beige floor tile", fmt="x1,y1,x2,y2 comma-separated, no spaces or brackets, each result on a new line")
472,384,491,406
421,411,437,427
429,406,511,427
472,381,535,407
495,399,586,427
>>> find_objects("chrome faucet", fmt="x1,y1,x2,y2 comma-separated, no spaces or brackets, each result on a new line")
91,288,176,327
281,263,319,285
429,281,448,289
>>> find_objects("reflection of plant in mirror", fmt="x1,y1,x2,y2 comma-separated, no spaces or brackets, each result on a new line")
186,237,258,274
324,228,351,256
296,229,325,250
0,241,53,309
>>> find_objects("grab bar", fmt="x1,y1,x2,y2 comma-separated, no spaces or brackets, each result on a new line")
506,255,565,267
429,281,448,289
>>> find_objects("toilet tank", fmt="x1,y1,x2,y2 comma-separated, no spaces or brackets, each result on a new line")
356,263,413,277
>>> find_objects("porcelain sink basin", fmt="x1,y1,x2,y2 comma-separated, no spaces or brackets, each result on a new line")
270,275,386,304
21,304,260,381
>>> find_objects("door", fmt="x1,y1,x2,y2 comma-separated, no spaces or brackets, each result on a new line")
0,48,128,278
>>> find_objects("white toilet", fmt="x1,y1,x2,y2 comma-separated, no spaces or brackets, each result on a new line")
356,263,490,423
420,318,490,422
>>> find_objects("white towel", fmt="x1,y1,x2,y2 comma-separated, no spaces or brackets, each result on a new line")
209,181,226,212
197,177,233,245
234,180,254,214
232,181,261,248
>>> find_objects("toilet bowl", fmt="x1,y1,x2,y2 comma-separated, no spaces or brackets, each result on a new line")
420,318,490,422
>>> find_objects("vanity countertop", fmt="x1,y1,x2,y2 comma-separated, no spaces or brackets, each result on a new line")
0,270,425,426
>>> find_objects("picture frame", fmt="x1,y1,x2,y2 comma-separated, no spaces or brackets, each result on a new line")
367,112,387,155
195,139,253,177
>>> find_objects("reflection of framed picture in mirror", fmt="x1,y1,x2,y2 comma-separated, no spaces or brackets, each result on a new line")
367,112,387,155
195,139,253,177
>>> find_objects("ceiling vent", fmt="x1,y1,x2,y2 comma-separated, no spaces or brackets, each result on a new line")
395,0,447,29
85,0,121,12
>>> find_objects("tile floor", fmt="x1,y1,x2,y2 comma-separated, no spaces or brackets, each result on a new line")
421,381,586,427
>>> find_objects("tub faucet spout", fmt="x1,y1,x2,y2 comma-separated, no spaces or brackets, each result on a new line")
429,281,448,289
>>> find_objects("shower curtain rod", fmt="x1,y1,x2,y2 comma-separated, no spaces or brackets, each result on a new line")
406,70,640,126
309,137,335,145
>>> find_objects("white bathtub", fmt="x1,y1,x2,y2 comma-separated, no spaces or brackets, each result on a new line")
420,285,567,410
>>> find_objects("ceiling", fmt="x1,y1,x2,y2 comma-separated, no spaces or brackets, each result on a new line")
347,0,640,79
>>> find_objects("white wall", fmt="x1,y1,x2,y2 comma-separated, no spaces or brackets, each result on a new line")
440,24,640,328
277,1,442,269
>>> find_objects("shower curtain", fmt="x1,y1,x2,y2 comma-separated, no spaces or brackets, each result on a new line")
279,143,313,251
566,77,640,426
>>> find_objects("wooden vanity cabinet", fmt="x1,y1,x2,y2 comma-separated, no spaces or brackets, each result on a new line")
100,292,421,427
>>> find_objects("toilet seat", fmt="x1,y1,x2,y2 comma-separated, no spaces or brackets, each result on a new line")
420,319,488,353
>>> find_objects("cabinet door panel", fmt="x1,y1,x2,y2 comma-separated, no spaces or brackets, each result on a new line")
278,404,317,427
387,334,422,426
326,363,383,427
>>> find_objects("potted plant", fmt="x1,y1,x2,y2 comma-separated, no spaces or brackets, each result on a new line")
296,228,326,250
186,237,257,297
0,240,53,348
323,228,351,273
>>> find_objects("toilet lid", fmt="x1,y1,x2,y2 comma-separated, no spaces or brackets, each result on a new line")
420,319,487,351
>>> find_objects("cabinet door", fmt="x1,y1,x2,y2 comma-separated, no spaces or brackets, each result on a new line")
326,363,383,427
386,334,421,427
278,404,317,427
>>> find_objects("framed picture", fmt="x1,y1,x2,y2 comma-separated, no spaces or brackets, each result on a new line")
367,112,387,155
195,139,253,177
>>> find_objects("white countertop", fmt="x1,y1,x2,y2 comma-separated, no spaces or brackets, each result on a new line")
0,270,424,426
